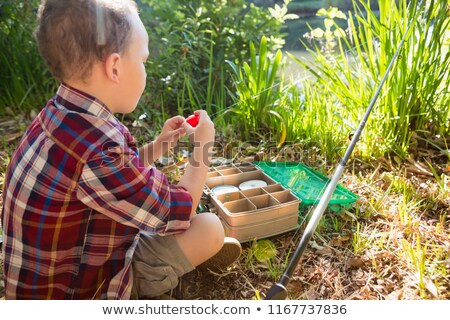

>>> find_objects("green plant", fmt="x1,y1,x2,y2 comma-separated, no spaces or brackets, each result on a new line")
352,222,371,255
252,239,285,279
402,236,430,298
435,212,447,235
288,0,450,160
282,78,349,160
242,239,289,280
397,194,422,230
384,171,416,195
0,0,57,115
0,170,6,194
226,36,287,146
138,0,297,119
425,160,450,195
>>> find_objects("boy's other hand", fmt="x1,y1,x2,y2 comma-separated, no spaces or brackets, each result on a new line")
183,110,215,167
183,110,215,146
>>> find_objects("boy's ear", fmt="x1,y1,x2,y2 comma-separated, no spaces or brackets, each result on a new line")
105,53,122,83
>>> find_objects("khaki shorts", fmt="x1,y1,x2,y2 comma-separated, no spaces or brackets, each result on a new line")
131,232,194,299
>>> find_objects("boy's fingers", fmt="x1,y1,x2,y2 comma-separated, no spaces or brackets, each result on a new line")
182,121,195,135
160,127,186,143
194,110,207,120
192,110,213,126
166,115,185,129
170,127,186,139
172,115,186,126
176,127,186,137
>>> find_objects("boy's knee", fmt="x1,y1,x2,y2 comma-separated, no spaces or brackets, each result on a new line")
196,213,225,250
175,212,225,266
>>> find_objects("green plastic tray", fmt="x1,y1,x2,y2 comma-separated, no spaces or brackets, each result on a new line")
253,162,358,211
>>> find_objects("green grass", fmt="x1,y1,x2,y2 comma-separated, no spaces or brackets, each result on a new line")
352,222,371,255
0,1,58,115
402,236,430,298
1,118,449,299
284,0,449,160
226,0,449,162
225,36,286,145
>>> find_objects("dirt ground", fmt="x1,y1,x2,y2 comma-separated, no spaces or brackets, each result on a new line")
0,115,449,300
2,158,448,300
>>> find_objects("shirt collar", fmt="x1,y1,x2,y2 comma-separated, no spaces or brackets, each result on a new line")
54,83,117,122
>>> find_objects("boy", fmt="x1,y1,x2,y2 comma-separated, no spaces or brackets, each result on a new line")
1,0,241,299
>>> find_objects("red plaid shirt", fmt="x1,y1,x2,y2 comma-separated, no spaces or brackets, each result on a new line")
1,84,193,299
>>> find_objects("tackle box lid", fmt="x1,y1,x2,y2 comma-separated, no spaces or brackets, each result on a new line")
253,162,358,208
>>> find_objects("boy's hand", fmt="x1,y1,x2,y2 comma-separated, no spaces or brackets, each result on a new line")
139,116,186,166
155,116,186,153
178,111,215,214
183,110,215,146
183,110,215,167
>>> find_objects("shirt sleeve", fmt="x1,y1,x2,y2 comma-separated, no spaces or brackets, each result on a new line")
76,133,193,235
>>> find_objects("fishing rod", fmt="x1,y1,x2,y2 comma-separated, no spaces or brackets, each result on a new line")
264,0,423,300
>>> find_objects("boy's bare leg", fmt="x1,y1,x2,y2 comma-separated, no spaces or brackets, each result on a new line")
174,213,224,267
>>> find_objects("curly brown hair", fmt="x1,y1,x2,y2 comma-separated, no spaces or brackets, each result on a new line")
35,0,138,82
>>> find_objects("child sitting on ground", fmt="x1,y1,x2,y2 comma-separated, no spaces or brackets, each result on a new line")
1,0,241,299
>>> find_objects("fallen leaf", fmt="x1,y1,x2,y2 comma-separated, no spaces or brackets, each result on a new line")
405,157,433,176
241,156,255,162
329,237,342,247
386,289,403,300
347,257,366,269
316,247,334,256
310,241,324,251
329,235,351,247
210,157,231,166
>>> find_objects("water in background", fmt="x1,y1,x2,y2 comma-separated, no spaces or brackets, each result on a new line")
281,15,338,79
282,50,315,81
